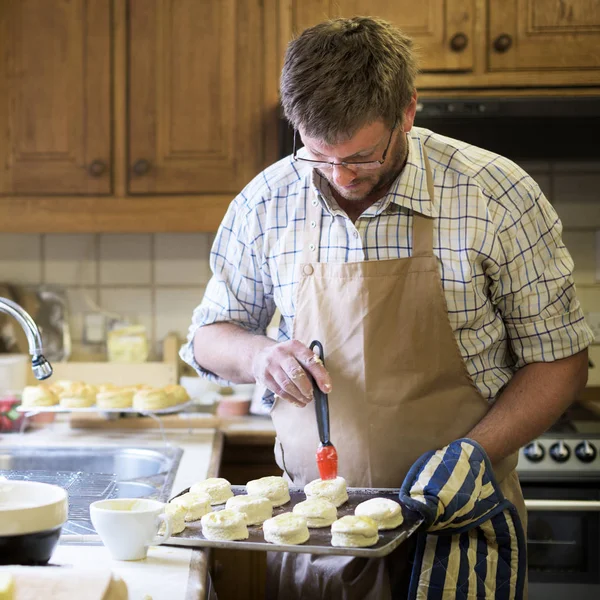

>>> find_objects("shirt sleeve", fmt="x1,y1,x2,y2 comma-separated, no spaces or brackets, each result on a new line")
488,177,594,367
179,192,276,383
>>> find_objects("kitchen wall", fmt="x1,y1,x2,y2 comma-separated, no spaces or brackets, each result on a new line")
0,159,598,364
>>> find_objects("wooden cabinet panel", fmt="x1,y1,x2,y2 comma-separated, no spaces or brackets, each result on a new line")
0,0,111,195
291,0,475,72
489,0,600,70
128,0,270,195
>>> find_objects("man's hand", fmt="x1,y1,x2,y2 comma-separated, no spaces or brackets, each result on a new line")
252,340,332,408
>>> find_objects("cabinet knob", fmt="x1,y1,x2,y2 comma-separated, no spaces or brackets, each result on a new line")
449,33,468,53
132,159,151,176
493,34,513,53
88,160,107,177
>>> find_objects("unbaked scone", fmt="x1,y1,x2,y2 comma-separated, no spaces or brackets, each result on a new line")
331,515,379,547
21,384,59,407
58,383,96,408
163,384,190,406
225,494,273,525
304,477,348,507
263,513,310,545
246,476,290,507
163,502,186,534
293,498,337,528
132,388,170,411
201,509,248,541
96,388,134,410
170,492,212,522
355,498,404,530
190,478,234,505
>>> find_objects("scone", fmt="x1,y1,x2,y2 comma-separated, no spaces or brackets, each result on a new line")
304,477,348,507
21,384,59,407
190,478,234,505
331,515,379,548
201,509,248,541
170,492,212,522
225,494,273,525
355,498,404,530
163,384,190,406
96,388,134,409
58,383,96,408
132,388,170,411
246,476,290,507
163,502,186,534
293,498,337,528
263,513,310,545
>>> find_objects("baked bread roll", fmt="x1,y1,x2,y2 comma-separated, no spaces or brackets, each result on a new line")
304,477,348,507
21,384,59,407
48,379,77,395
331,515,379,547
132,388,170,411
355,498,404,530
163,384,190,406
225,494,273,525
96,388,134,410
190,478,234,505
58,383,96,408
201,509,248,541
246,476,290,507
170,492,212,522
263,513,310,545
162,502,186,534
292,498,337,528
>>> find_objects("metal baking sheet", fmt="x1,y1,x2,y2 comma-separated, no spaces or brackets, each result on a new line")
165,485,424,558
16,399,193,416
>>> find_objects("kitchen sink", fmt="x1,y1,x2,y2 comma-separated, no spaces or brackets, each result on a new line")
0,445,183,535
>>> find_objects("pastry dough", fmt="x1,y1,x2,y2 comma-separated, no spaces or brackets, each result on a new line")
170,492,212,522
355,498,404,530
58,384,96,408
163,502,186,534
225,494,273,525
263,513,310,545
331,515,379,547
21,384,58,407
292,498,337,528
304,477,348,507
96,388,134,410
190,478,234,505
163,384,190,406
246,476,290,507
132,388,170,411
201,509,248,541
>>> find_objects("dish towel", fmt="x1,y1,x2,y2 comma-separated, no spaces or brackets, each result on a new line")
400,438,526,600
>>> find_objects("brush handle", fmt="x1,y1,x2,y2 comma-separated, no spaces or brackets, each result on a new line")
309,340,330,445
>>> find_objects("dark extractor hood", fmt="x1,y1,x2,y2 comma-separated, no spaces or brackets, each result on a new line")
279,96,600,162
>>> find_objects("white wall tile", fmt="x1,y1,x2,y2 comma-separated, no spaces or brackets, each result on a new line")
66,288,98,342
562,230,597,286
44,234,97,285
154,233,211,285
0,234,42,284
99,288,154,345
99,234,152,285
552,173,600,228
154,287,205,346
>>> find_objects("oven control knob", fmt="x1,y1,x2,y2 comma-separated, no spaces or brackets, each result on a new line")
549,441,571,463
523,441,545,462
575,441,597,463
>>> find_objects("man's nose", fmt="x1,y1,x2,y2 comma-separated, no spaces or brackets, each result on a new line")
331,163,358,186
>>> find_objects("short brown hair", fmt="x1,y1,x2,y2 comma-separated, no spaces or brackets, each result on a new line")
280,16,419,143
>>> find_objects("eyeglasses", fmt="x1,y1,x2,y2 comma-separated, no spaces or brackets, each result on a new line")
293,122,397,171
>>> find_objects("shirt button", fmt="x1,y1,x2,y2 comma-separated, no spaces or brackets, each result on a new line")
303,265,314,276
353,231,359,238
309,243,316,251
310,220,316,228
312,199,318,206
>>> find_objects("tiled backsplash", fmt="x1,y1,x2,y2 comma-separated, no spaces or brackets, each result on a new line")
0,159,598,361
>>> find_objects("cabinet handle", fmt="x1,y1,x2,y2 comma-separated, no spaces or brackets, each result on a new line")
493,34,513,53
449,33,468,53
88,160,107,177
132,159,151,176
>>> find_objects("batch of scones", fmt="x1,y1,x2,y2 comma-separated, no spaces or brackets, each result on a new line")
168,475,405,548
20,380,190,411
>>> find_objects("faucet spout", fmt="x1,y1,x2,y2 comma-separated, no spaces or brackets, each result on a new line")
0,297,53,380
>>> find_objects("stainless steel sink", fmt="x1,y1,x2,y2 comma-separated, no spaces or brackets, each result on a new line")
0,445,183,535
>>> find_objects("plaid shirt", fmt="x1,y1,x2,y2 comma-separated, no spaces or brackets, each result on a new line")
181,127,593,405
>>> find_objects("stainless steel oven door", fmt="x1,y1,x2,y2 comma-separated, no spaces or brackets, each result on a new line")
523,481,600,600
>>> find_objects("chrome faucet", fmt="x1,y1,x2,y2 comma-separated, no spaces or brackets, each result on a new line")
0,297,53,380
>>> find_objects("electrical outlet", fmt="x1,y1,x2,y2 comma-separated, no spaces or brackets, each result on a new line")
587,312,600,344
83,313,105,344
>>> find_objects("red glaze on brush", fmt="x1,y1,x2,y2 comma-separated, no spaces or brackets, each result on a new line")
316,443,338,480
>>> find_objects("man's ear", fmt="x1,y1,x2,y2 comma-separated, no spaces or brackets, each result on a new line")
401,90,418,133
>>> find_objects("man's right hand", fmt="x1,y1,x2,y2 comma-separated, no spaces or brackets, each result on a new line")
252,340,332,408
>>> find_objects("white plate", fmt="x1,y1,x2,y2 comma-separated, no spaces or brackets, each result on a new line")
16,399,194,416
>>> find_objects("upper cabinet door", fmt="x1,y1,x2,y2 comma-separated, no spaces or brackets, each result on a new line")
128,0,270,195
489,0,600,70
291,1,475,72
0,0,111,196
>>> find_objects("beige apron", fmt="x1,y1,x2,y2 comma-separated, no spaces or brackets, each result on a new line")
268,149,527,600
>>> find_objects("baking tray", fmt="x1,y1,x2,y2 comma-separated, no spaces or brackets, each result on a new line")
165,485,424,558
16,399,193,416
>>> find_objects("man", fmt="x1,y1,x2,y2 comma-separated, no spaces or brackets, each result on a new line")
181,16,592,599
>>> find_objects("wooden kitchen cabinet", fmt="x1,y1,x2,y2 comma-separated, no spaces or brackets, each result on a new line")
0,0,111,195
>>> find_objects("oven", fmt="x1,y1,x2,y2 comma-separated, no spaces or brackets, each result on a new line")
518,430,600,600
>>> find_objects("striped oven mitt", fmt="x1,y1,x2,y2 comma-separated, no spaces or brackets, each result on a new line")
399,439,526,600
